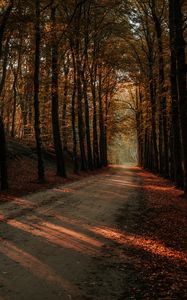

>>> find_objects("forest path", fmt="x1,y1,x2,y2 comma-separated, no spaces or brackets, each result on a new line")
0,166,187,299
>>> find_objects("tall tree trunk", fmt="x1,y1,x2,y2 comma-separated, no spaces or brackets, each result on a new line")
62,58,69,151
76,58,87,171
104,81,111,166
91,60,100,168
0,40,9,120
98,67,105,167
136,86,143,166
151,1,169,177
169,0,183,187
11,42,22,137
170,0,187,192
149,64,158,173
34,0,45,181
75,6,87,171
0,117,8,190
0,38,9,99
0,0,14,190
51,5,66,177
11,73,17,137
82,69,93,170
70,46,79,173
82,1,93,170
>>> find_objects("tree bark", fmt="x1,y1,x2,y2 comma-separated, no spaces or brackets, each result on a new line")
0,0,14,190
11,40,22,137
0,117,8,190
82,5,93,170
62,57,69,151
148,58,158,173
34,0,45,181
75,6,87,171
150,1,169,177
51,5,66,177
170,0,187,192
70,45,79,173
169,0,183,187
98,67,105,167
91,44,100,168
76,57,87,171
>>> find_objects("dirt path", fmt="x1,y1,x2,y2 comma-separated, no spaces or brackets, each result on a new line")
0,166,187,300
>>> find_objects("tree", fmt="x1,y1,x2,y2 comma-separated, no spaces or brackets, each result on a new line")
168,0,183,187
169,0,187,192
33,0,45,182
51,3,66,177
0,0,14,190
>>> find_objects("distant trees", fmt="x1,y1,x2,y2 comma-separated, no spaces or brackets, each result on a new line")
109,84,138,165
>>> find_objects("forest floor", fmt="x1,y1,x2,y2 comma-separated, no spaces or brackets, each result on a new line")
0,166,187,300
6,137,100,196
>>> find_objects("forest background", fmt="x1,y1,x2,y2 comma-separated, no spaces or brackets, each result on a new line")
0,0,187,194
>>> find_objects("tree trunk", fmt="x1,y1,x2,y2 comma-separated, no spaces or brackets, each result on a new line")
34,0,45,181
169,0,183,187
170,0,187,192
11,43,22,138
0,117,8,190
70,46,79,173
151,1,169,177
11,74,17,137
74,6,87,171
98,67,105,167
91,61,100,168
136,86,143,166
51,5,66,177
62,57,69,151
149,63,158,173
81,2,93,170
104,82,111,166
0,39,9,98
76,59,87,171
82,70,93,170
0,0,14,190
